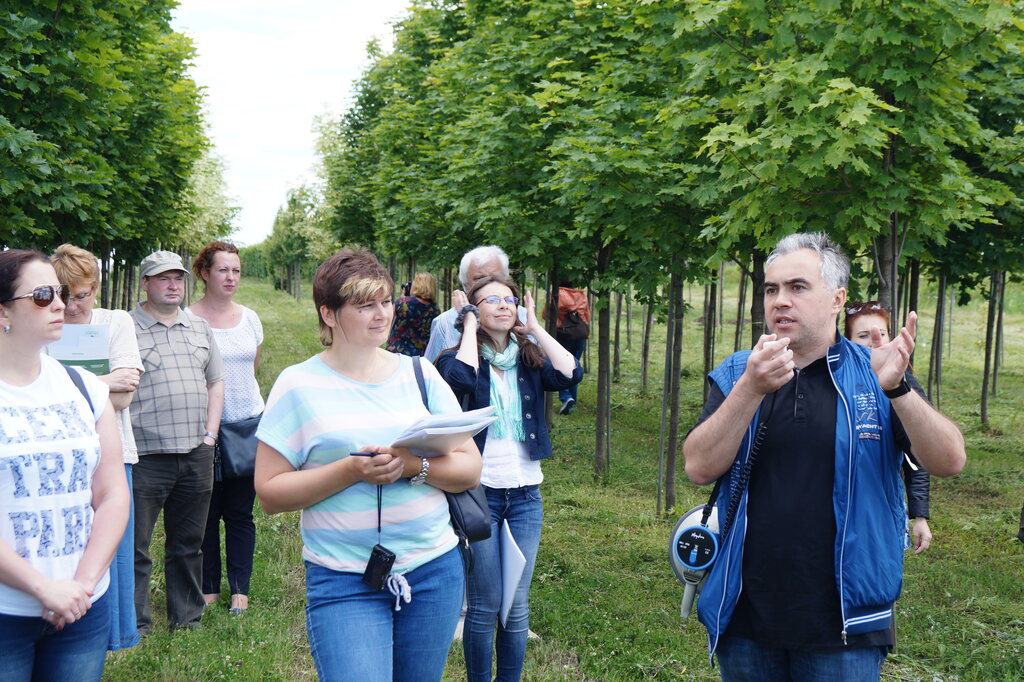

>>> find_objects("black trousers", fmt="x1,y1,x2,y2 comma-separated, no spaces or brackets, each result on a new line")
201,475,257,596
133,443,214,633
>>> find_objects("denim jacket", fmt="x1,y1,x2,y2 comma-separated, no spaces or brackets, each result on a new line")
435,350,581,461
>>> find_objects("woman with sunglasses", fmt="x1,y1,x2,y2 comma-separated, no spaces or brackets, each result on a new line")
436,275,581,682
844,300,933,554
51,243,144,650
0,250,130,679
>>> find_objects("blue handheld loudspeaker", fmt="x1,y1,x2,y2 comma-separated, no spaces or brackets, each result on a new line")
669,504,719,620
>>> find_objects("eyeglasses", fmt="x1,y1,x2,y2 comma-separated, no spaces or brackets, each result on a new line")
2,285,70,308
476,295,519,306
69,288,95,305
846,302,883,315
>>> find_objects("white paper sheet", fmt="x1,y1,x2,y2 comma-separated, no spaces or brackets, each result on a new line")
391,406,497,457
499,519,527,628
47,324,110,375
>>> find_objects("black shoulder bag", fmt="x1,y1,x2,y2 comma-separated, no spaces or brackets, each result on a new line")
411,357,492,547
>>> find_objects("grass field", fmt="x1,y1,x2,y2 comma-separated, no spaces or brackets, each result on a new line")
102,275,1023,681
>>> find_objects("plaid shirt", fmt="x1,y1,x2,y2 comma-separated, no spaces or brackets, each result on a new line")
129,305,224,455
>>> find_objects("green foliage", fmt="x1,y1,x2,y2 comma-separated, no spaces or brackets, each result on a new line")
316,0,1024,299
0,1,207,256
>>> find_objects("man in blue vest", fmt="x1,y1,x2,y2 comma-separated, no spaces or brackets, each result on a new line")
683,233,965,681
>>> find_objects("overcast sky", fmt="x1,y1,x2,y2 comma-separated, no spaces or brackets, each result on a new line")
172,0,411,246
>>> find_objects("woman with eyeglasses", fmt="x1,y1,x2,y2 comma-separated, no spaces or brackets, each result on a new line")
0,250,130,679
844,300,933,554
50,243,144,650
436,275,581,682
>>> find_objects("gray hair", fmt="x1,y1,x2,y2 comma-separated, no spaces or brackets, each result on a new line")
766,232,849,291
458,245,509,288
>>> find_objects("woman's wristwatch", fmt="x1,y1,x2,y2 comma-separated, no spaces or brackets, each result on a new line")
409,456,430,485
454,304,480,333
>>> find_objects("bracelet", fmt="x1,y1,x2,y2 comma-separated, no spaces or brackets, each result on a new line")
883,378,911,399
454,304,480,333
409,456,430,485
204,431,218,442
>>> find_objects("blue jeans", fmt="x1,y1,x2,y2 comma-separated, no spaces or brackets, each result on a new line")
717,636,888,682
556,336,585,403
464,485,543,682
0,591,110,682
108,463,139,650
305,546,463,682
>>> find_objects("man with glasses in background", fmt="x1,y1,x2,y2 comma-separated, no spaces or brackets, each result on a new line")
423,245,527,362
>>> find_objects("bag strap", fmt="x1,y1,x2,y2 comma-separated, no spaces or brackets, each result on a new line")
64,364,94,413
415,356,475,577
412,356,429,410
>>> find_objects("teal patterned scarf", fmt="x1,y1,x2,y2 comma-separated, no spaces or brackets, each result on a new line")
482,339,525,441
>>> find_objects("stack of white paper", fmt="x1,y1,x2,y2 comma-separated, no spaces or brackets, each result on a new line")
392,406,497,456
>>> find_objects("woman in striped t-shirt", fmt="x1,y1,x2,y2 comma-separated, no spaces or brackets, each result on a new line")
255,248,481,682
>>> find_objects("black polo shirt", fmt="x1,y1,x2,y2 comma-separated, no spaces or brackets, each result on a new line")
694,354,915,649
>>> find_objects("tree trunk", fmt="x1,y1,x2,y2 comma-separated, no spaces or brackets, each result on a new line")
750,251,766,345
734,265,747,352
927,273,946,408
625,289,632,352
545,267,559,428
994,270,1005,396
702,276,718,402
100,252,111,309
717,263,725,340
873,220,899,321
657,278,677,516
664,273,685,515
641,303,654,395
593,244,613,480
613,291,623,382
981,269,999,426
906,258,920,366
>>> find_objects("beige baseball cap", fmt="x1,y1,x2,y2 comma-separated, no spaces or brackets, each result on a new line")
139,251,191,278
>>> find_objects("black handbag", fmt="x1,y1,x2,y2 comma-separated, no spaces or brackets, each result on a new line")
411,358,491,545
216,414,262,480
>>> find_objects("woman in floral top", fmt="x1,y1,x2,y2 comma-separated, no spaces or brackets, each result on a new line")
386,272,440,356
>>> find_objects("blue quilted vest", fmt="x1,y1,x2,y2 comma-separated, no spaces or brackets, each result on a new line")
696,335,906,659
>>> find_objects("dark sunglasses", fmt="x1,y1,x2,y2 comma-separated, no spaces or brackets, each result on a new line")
476,295,519,306
2,285,70,307
846,302,882,316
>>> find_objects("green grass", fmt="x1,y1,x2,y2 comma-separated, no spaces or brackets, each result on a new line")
102,276,1023,681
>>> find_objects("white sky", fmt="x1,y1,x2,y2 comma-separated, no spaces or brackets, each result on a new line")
172,0,411,246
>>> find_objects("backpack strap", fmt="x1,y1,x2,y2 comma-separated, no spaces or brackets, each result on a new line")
63,364,94,414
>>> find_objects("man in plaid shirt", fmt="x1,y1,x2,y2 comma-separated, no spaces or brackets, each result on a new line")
129,251,224,635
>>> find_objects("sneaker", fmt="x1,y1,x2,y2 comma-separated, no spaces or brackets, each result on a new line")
559,398,576,415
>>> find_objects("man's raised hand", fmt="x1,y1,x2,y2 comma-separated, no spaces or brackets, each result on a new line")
740,334,794,396
871,311,917,391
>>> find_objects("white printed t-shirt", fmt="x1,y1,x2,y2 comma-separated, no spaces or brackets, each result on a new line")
0,355,111,616
257,354,462,574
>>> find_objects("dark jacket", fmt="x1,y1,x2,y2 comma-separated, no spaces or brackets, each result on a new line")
435,350,581,461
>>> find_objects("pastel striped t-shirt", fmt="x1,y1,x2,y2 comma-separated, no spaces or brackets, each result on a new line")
257,353,463,574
